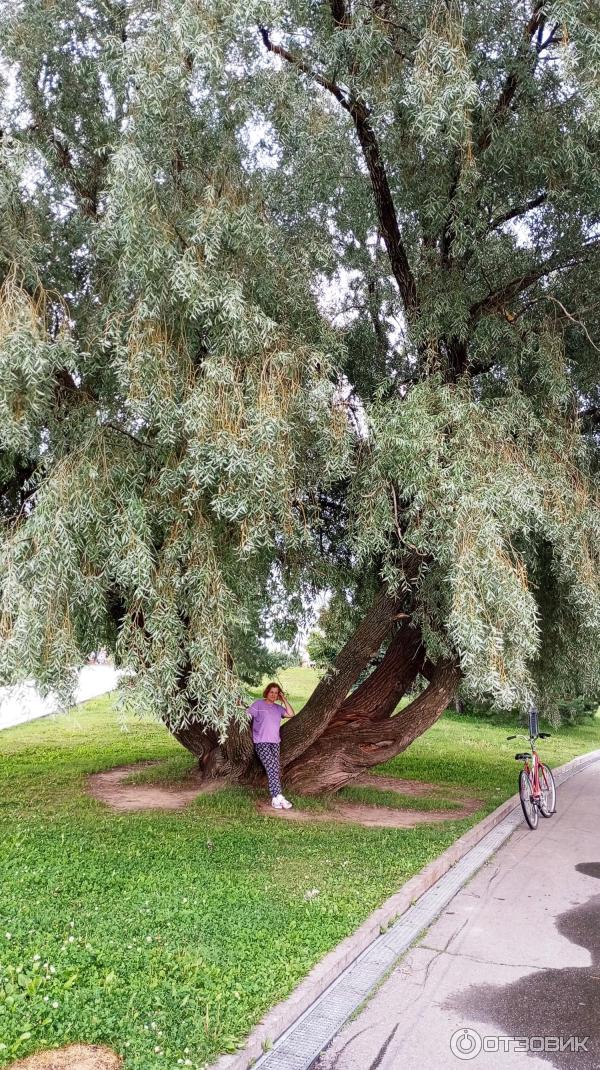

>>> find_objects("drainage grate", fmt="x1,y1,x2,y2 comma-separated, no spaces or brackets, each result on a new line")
251,753,600,1070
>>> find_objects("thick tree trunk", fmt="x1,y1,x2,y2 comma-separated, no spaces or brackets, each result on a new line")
171,583,402,782
168,571,460,798
328,621,424,727
171,648,459,795
279,584,402,766
282,657,460,794
171,717,255,778
240,617,425,788
171,723,225,775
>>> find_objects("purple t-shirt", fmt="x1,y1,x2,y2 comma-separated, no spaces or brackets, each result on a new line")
246,700,286,743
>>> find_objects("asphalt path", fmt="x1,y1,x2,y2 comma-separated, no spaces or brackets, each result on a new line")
317,760,600,1070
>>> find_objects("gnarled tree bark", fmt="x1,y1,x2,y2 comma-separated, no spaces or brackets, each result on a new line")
173,582,405,782
282,656,460,794
170,585,460,797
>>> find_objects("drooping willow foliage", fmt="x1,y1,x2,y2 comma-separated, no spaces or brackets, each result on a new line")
0,1,351,731
1,0,599,729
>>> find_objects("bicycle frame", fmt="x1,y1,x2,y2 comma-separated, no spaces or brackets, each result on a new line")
523,746,542,800
508,713,555,828
511,730,551,804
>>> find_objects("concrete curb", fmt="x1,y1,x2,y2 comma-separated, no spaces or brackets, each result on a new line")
209,745,600,1070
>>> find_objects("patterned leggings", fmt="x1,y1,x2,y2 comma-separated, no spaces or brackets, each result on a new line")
254,742,282,798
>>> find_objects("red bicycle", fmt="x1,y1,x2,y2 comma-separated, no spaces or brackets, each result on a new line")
507,708,556,830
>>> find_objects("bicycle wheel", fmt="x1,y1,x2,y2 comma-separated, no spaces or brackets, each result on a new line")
539,763,556,818
519,769,538,829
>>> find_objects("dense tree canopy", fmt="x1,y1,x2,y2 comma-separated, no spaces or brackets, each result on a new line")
1,0,599,788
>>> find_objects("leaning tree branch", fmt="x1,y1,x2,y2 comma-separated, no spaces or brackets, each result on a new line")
470,241,600,322
258,24,418,317
488,191,548,231
258,26,350,108
441,4,548,266
536,22,563,53
102,422,155,450
366,4,418,42
542,295,600,354
280,583,401,768
354,657,461,756
477,1,548,154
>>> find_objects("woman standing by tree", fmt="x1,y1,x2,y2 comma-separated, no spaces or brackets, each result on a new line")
246,684,296,808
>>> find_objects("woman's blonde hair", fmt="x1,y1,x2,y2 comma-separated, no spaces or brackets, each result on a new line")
262,681,282,699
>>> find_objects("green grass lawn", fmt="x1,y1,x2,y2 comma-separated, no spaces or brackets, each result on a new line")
1,668,599,1070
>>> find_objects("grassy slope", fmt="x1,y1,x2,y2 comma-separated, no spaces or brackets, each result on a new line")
1,669,599,1070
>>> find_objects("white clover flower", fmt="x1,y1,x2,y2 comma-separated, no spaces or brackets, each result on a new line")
52,1000,59,1008
303,888,320,901
4,933,11,940
68,936,75,943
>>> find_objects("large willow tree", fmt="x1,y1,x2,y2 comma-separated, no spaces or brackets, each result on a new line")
1,0,599,793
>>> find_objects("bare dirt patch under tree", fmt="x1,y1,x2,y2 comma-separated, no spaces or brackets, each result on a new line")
86,762,482,828
7,1044,122,1070
86,761,222,811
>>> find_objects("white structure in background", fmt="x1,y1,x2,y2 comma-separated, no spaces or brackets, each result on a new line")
0,664,122,731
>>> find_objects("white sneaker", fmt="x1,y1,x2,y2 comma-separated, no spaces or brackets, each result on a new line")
278,795,293,809
271,795,284,809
